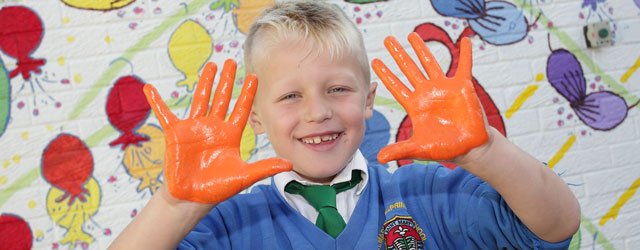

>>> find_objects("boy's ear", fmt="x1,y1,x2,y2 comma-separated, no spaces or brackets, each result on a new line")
249,110,266,134
365,82,377,119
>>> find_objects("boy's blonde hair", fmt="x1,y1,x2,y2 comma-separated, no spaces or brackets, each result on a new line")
244,0,370,84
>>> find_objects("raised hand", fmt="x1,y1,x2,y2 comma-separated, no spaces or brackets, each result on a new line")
144,60,292,204
372,33,488,163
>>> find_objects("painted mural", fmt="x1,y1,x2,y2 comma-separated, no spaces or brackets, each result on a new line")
0,0,638,249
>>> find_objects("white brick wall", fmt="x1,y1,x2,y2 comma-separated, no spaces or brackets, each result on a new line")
0,0,639,249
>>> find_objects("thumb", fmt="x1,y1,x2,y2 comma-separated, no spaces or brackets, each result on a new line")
244,158,293,186
377,140,420,164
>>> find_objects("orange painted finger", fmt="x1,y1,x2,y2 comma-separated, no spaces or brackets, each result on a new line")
211,59,237,119
228,74,257,128
408,32,444,79
383,36,428,88
189,62,217,118
372,59,411,106
244,158,293,187
143,84,178,129
377,140,419,164
456,37,473,80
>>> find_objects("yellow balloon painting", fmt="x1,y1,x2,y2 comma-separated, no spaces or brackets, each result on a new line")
46,177,101,247
61,0,135,11
122,124,165,194
168,20,213,91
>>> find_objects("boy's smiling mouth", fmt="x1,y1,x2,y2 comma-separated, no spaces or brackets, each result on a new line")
299,132,342,145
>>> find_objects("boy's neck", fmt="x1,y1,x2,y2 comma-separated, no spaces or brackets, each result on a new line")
295,171,337,185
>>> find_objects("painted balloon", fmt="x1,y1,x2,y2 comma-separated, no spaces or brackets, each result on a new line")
168,20,212,91
61,0,136,10
546,49,629,130
0,6,46,80
233,0,275,34
106,75,151,150
123,124,165,194
41,133,94,205
47,177,100,246
0,214,33,249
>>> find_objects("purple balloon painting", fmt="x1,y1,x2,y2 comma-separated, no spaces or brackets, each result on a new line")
546,49,633,131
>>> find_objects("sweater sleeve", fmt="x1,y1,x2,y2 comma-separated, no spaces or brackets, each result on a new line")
396,164,572,249
177,207,231,250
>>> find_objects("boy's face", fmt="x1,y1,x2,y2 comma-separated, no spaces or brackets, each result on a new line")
249,38,376,183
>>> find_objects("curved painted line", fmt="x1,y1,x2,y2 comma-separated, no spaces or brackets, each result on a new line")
580,215,615,250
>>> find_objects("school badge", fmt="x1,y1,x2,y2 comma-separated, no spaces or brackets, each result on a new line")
380,215,426,250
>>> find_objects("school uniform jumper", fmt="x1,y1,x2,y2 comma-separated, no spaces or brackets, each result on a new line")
178,163,572,249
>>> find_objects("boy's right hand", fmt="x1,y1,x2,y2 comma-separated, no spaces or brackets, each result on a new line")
143,59,292,204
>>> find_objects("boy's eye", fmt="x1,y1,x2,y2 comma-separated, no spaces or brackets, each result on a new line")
328,87,348,93
279,93,299,101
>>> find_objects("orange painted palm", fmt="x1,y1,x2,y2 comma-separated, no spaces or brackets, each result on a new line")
372,33,488,163
144,60,292,204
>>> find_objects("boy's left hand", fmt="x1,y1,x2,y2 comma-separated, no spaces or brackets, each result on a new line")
372,33,488,163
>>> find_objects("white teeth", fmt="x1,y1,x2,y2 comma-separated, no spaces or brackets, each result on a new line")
301,133,340,144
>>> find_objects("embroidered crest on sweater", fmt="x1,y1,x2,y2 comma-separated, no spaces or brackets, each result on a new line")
378,215,426,250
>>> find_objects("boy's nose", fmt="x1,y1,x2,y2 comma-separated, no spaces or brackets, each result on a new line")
303,97,332,123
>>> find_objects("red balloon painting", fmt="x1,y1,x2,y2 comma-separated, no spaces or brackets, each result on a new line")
106,75,151,150
41,134,94,205
0,6,46,80
0,214,33,250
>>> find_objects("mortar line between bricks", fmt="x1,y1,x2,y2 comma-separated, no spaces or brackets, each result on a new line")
513,0,640,111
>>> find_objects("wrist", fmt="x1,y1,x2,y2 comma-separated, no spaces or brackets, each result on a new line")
453,127,501,171
157,184,215,220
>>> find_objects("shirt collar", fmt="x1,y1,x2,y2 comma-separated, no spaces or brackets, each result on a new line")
274,149,369,197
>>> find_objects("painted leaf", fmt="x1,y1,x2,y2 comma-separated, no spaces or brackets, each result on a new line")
574,91,628,131
430,0,486,19
546,49,586,103
468,1,527,45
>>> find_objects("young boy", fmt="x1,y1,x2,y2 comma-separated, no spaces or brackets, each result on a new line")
111,1,580,249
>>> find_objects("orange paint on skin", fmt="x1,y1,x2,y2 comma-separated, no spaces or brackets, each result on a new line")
143,60,292,204
372,33,488,163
